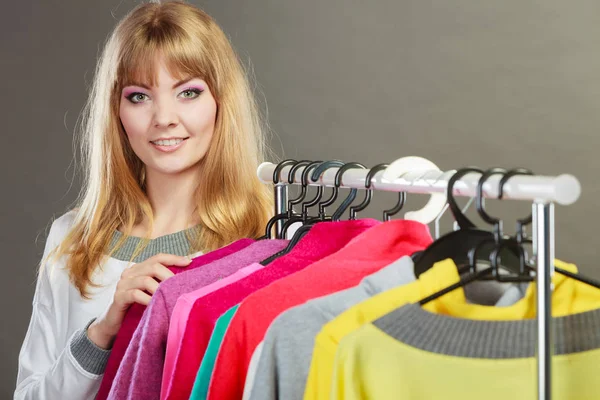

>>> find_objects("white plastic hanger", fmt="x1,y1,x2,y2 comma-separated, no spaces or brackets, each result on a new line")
381,156,447,225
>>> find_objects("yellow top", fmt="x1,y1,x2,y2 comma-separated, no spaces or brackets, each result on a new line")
303,259,596,399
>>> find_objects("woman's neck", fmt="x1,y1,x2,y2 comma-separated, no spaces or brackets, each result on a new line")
136,166,202,238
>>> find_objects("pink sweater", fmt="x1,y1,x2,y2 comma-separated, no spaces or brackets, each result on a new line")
165,219,380,400
105,239,287,400
161,261,266,399
208,220,433,400
95,239,253,400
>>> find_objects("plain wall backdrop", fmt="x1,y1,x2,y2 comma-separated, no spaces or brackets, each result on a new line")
2,0,600,397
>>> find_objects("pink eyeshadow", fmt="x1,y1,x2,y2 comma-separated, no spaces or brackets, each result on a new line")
122,88,144,97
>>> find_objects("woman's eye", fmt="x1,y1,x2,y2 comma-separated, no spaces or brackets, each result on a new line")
180,88,203,99
126,93,148,104
125,88,203,103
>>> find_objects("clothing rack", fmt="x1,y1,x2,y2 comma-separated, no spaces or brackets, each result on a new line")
257,161,582,400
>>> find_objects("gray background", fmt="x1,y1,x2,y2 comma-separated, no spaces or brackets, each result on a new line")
2,0,600,397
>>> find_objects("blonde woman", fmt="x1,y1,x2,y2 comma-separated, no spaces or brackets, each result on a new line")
15,1,273,399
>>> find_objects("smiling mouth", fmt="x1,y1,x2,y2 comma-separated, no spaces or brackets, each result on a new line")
149,137,190,153
150,137,189,146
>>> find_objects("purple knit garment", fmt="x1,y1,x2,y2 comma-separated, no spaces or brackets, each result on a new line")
96,239,254,400
107,239,288,400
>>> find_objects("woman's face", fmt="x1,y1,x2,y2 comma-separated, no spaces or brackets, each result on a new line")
119,56,217,178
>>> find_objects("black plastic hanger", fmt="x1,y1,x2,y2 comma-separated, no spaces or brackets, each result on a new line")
472,168,600,288
348,163,385,219
259,160,345,265
284,160,316,215
310,161,346,221
383,191,407,222
413,167,522,278
419,167,600,303
459,168,527,277
284,161,368,248
279,161,326,238
259,160,316,239
260,161,369,265
315,187,337,221
330,162,367,221
419,171,535,306
347,163,407,221
419,252,535,306
278,160,346,238
352,163,408,222
258,159,299,239
436,167,534,280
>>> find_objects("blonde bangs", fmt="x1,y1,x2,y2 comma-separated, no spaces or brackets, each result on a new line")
116,11,217,98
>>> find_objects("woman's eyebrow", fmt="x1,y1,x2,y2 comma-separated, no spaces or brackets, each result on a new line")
125,77,197,90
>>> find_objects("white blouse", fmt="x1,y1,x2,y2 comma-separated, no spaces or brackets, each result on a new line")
15,210,201,400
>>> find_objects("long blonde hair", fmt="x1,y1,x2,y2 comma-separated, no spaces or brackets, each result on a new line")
48,0,274,298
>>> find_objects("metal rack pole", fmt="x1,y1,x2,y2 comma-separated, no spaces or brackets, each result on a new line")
274,183,288,238
533,202,555,400
257,162,581,206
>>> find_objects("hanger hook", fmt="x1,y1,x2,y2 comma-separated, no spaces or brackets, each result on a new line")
349,163,389,220
383,192,407,222
258,159,298,239
471,168,515,278
273,159,297,184
279,160,323,239
446,167,484,230
490,240,532,281
299,161,327,220
310,159,345,182
310,160,346,220
498,168,535,244
285,160,313,217
288,160,313,184
298,161,323,221
331,162,367,221
476,167,508,242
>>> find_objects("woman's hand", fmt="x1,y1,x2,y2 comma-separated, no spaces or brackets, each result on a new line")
87,253,192,349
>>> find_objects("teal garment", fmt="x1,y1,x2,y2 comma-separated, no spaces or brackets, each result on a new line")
189,305,239,400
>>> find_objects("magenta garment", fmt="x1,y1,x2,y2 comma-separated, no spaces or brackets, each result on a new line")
106,239,288,400
164,219,380,400
95,239,254,400
161,262,266,399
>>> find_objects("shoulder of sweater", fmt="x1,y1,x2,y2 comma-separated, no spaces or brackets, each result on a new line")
47,209,78,245
41,209,107,286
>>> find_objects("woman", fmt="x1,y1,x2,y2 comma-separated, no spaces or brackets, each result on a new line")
15,1,273,399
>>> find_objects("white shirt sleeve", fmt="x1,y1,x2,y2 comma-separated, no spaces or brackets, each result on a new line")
14,214,108,400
